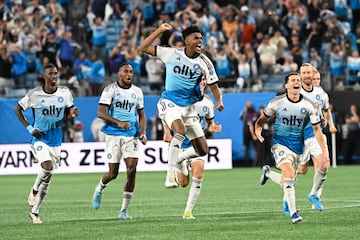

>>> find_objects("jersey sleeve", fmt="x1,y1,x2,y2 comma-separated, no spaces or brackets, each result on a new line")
99,85,114,105
308,101,321,125
18,94,31,111
200,54,219,85
135,86,144,110
156,46,176,63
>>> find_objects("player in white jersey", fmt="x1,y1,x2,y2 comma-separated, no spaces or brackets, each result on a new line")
137,23,224,181
163,93,222,219
260,65,337,213
91,64,147,220
14,64,79,224
255,72,329,224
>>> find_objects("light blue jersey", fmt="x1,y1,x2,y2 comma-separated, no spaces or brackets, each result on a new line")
18,86,74,147
99,82,144,137
181,95,215,149
264,93,321,154
300,86,329,139
156,46,218,106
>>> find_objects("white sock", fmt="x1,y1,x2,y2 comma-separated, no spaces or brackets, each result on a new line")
268,170,281,185
178,147,199,164
95,179,107,192
33,168,52,192
121,191,133,210
283,178,296,216
32,181,50,214
310,169,326,196
185,177,202,212
168,133,185,167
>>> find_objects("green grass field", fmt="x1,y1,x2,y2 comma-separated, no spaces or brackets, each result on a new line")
1,166,360,240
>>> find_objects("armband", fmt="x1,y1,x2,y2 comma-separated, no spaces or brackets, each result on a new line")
26,125,35,134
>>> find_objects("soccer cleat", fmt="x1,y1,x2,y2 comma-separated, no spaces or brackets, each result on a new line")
28,189,37,207
92,190,102,209
260,165,270,185
164,176,179,188
118,209,132,220
308,194,324,211
283,201,290,216
291,212,302,224
29,212,42,224
183,211,195,219
173,161,189,176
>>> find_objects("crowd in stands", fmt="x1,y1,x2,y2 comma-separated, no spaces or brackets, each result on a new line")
0,0,360,98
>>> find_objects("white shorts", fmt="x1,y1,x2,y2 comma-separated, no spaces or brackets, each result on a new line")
157,99,204,140
31,141,61,169
299,135,327,165
105,135,139,163
182,147,207,164
271,144,301,170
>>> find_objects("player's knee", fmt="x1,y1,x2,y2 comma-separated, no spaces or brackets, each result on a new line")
177,176,189,188
297,164,308,175
108,171,119,180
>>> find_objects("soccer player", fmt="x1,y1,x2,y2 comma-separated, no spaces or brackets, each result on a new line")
14,64,79,224
91,63,147,220
136,23,224,180
260,64,337,212
164,93,222,219
255,72,329,224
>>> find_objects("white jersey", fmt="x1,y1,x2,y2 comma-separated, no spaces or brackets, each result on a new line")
18,86,74,147
156,46,219,106
99,82,144,137
300,85,329,139
194,95,215,129
264,93,321,154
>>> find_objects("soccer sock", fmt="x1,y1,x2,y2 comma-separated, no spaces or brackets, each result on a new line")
31,181,50,214
168,133,185,166
178,147,200,164
268,170,281,185
283,178,296,216
95,179,107,192
121,191,133,210
166,164,174,181
310,169,326,196
185,177,203,212
33,168,52,192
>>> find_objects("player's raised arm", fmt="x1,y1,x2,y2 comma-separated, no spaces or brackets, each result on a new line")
136,23,173,56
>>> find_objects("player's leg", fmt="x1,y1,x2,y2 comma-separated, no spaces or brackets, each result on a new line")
183,159,204,219
260,165,282,185
118,137,139,220
118,156,138,220
306,137,329,211
93,135,121,209
158,99,186,173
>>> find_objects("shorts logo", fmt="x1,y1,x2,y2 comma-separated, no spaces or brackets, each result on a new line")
279,150,285,156
107,153,112,159
168,103,174,108
36,146,43,151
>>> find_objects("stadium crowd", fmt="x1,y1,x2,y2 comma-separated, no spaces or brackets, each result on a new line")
0,0,360,97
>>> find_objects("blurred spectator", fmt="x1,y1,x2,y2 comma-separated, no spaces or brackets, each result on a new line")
40,30,60,67
342,104,360,164
256,106,274,167
25,0,46,16
145,55,164,92
63,118,84,143
0,43,13,95
288,33,303,68
74,51,92,83
257,34,277,74
59,29,81,70
86,52,105,96
329,41,346,88
309,48,322,70
149,115,164,140
346,50,360,85
270,29,288,65
8,44,27,89
239,101,259,165
91,117,105,142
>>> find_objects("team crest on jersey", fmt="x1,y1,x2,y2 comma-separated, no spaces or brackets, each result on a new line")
202,106,208,113
58,97,64,103
316,95,320,101
131,93,136,99
300,107,307,114
36,146,43,151
107,153,112,159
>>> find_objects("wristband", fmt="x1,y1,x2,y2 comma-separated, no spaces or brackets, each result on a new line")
26,125,35,134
